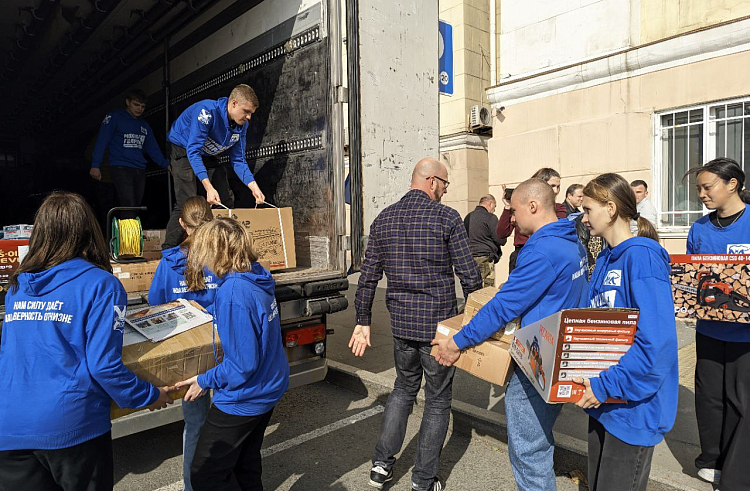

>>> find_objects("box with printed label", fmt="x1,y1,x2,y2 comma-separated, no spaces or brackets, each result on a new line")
212,208,296,271
141,229,166,260
462,286,517,343
111,260,160,293
0,239,30,284
430,315,514,386
111,300,223,419
509,308,638,404
670,254,750,324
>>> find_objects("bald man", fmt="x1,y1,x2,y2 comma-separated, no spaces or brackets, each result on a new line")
351,158,481,491
433,178,589,491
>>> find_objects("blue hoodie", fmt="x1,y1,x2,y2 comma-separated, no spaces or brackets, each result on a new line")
687,203,750,342
148,246,222,314
586,237,678,447
0,259,159,450
197,263,289,416
92,108,169,170
168,98,254,186
453,219,589,350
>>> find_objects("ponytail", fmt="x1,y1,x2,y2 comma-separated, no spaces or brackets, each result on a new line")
741,188,750,205
635,216,659,241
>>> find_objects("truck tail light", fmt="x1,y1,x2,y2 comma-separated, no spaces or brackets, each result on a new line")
283,324,326,348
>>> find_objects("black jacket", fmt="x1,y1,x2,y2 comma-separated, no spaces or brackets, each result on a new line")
464,206,506,262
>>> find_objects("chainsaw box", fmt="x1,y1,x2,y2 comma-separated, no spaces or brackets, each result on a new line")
509,308,638,404
670,255,750,323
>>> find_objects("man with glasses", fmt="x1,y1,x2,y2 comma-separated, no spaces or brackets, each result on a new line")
349,158,481,491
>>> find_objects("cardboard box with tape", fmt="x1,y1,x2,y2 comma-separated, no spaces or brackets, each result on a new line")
212,208,296,271
671,254,750,323
430,315,514,386
112,300,223,419
111,260,160,293
462,286,518,343
509,308,638,404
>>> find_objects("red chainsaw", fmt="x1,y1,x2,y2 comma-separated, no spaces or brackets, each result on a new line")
696,272,750,313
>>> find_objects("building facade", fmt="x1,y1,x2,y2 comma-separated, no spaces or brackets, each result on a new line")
485,0,750,277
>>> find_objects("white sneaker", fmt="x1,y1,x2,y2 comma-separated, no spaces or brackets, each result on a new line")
697,468,721,483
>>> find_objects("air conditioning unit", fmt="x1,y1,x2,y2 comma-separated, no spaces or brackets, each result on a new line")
468,105,491,131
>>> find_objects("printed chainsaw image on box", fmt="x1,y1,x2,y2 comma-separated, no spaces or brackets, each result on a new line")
671,255,750,323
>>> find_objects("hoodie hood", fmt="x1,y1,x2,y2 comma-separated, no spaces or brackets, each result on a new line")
162,245,187,275
591,237,670,291
18,258,98,297
243,262,275,296
528,218,580,246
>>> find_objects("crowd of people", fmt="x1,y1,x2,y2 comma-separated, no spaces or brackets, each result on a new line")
0,77,748,491
351,157,750,491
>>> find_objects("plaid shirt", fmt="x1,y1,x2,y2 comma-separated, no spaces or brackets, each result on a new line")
355,189,482,342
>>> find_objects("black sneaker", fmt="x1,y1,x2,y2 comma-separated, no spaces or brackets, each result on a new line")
413,477,445,491
369,465,393,489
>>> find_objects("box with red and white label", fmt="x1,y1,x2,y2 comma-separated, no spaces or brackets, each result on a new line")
508,308,638,404
670,254,750,324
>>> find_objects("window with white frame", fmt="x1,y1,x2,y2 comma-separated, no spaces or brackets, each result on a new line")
655,97,750,231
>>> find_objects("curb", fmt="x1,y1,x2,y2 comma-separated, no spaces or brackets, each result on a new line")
326,360,708,491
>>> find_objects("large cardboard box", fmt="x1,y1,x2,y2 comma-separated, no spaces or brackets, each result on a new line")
462,286,517,343
111,260,160,293
112,301,223,419
509,308,638,404
430,315,514,386
212,208,296,270
671,254,750,324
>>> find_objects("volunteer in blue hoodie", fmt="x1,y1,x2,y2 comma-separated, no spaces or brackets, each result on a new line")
433,178,589,491
0,191,173,491
164,84,266,250
175,216,288,491
90,88,169,218
683,158,750,491
576,173,678,491
148,195,221,491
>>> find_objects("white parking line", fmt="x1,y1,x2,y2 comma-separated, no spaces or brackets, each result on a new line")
152,405,384,491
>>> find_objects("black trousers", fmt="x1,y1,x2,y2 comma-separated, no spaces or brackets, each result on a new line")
0,431,113,491
508,245,523,273
587,418,654,491
163,145,235,249
695,332,750,491
191,405,274,491
110,166,146,220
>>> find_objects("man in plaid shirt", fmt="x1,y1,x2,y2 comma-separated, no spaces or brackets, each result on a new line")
350,158,482,491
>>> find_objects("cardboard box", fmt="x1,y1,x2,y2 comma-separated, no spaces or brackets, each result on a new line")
212,208,296,270
430,315,514,386
0,239,29,284
111,260,160,293
112,301,223,419
670,254,750,324
462,286,517,343
509,308,638,404
2,225,33,240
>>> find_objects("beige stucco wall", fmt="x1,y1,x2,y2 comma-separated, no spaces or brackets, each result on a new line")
441,147,490,217
640,0,750,44
488,49,750,259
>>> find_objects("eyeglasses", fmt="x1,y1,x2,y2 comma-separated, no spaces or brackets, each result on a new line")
429,176,450,189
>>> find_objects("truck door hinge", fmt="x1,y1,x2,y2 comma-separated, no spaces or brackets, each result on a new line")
336,85,349,103
340,235,351,251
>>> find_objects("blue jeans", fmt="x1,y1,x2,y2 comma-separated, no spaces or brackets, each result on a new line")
505,368,562,491
373,337,455,490
183,394,211,491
